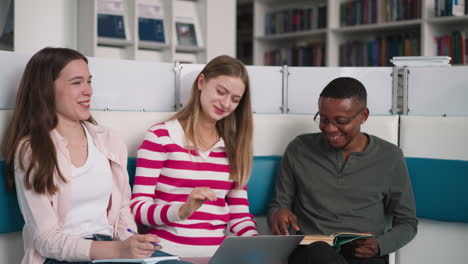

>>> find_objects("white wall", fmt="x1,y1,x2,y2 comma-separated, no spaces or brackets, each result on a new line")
14,0,78,52
204,0,236,60
0,232,23,264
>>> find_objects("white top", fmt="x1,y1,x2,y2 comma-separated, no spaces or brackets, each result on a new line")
62,125,114,238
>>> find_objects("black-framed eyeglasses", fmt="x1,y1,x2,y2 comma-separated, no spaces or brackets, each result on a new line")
313,107,366,127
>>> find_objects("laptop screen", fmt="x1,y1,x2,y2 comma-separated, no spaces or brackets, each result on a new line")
209,235,304,264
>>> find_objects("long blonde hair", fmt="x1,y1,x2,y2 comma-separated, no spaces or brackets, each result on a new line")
171,55,253,188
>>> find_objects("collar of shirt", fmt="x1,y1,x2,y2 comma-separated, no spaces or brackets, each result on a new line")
165,119,226,151
318,132,376,158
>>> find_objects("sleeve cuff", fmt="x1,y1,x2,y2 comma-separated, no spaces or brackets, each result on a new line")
267,208,279,227
79,238,94,261
375,236,390,256
165,203,183,223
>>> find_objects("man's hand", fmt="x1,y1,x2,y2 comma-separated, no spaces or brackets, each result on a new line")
352,237,380,258
271,208,300,235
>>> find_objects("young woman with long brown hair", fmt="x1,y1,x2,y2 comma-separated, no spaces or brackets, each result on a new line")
3,47,161,264
130,55,258,257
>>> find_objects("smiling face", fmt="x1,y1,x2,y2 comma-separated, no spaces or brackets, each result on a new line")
197,74,245,123
318,97,369,152
54,59,92,125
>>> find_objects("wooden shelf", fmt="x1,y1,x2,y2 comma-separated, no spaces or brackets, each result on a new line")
427,15,468,25
175,45,205,53
333,19,422,33
255,29,327,41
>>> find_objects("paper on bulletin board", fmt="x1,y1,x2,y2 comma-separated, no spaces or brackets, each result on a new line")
97,0,125,15
287,67,393,115
179,64,283,114
88,56,175,112
407,66,468,116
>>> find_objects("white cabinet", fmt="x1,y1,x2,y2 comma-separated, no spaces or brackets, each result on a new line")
6,0,235,64
78,0,214,63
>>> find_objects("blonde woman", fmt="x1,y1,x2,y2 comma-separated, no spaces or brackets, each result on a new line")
131,55,258,257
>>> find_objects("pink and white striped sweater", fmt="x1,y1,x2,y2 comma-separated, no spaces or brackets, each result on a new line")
130,119,258,257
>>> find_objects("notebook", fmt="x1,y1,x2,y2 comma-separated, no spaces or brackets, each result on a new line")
209,235,304,264
91,255,179,263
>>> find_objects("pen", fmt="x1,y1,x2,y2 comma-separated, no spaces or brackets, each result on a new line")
127,228,160,247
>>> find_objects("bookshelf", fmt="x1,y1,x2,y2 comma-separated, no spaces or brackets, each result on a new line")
77,0,225,64
253,0,468,66
237,0,254,65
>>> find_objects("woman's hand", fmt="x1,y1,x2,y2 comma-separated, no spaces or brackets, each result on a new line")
117,234,161,259
91,234,160,260
178,187,217,220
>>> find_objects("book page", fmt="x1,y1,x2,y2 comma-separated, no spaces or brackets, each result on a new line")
333,233,374,251
299,235,334,246
333,232,374,237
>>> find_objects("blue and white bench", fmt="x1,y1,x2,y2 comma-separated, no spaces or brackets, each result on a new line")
397,116,468,264
2,111,466,263
0,110,399,263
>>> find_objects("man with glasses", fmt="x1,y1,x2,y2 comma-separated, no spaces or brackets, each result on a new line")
268,77,417,264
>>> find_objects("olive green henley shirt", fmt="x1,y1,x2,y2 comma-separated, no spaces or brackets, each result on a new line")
268,133,418,256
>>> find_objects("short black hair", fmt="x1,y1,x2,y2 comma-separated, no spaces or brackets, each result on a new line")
319,77,367,107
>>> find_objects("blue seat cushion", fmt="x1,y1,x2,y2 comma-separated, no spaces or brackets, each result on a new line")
0,161,24,233
6,155,466,234
126,156,281,216
406,157,468,222
247,156,281,215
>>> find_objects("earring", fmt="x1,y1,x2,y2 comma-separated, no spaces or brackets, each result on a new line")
361,121,365,124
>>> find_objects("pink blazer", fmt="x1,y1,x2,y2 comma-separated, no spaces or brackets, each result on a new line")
14,122,137,264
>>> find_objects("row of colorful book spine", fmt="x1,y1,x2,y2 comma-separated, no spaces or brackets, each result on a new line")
264,44,325,66
436,31,468,64
340,0,420,27
434,0,467,16
264,7,326,35
339,35,419,66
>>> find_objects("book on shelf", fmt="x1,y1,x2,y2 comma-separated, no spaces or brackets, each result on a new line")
466,39,468,64
97,0,128,40
435,0,467,16
91,255,179,263
300,232,374,252
340,0,420,26
339,35,419,66
435,30,467,65
264,44,325,66
264,6,326,36
452,0,466,16
175,22,197,47
138,0,166,44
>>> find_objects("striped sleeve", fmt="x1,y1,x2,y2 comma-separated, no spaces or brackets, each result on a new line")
227,186,258,237
130,126,182,227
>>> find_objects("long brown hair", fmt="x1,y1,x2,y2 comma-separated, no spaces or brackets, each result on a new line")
172,55,253,188
2,47,95,195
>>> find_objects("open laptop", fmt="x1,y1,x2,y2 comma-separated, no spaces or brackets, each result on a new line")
208,235,304,264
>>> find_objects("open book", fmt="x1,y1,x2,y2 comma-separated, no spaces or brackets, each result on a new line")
91,255,179,263
300,232,374,251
